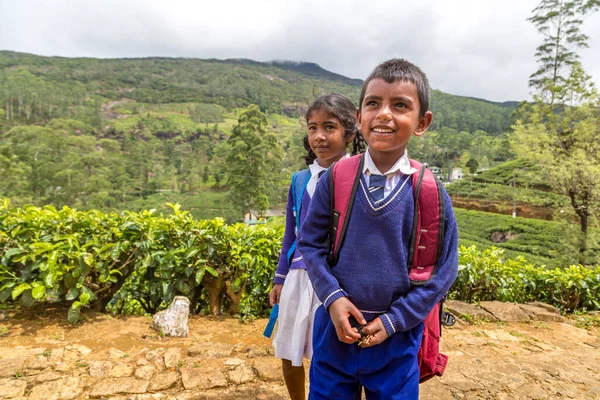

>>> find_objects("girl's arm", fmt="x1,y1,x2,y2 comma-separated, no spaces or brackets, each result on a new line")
298,171,347,308
273,185,296,285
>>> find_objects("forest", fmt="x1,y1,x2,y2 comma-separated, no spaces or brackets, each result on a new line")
0,51,516,220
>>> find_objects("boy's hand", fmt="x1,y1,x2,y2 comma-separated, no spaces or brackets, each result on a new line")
328,297,365,344
269,284,283,306
359,317,389,347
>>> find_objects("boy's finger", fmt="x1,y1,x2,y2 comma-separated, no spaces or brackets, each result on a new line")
348,305,366,326
338,319,361,341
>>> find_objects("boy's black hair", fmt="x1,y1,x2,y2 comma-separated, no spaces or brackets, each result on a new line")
303,94,366,165
358,59,430,117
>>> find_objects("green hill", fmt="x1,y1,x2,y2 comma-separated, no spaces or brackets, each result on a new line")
0,51,520,221
0,51,515,133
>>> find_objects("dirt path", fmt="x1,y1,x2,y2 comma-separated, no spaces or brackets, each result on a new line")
0,306,599,399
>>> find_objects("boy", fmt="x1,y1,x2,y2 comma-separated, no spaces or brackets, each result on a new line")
298,59,459,399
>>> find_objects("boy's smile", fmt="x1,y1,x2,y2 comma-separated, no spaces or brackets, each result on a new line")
357,78,432,171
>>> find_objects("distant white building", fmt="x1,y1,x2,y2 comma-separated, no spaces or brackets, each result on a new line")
244,209,285,225
451,168,464,181
428,166,444,180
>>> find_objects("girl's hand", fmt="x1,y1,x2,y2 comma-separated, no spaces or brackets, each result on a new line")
359,317,389,347
269,284,283,306
328,297,365,344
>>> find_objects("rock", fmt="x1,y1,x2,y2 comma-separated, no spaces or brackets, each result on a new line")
148,371,180,391
67,344,92,356
144,349,165,369
145,348,165,361
518,304,567,322
242,344,273,358
481,329,520,342
180,366,228,390
188,342,233,358
224,358,245,366
31,371,62,383
137,357,150,366
151,296,190,338
445,300,497,322
491,231,519,243
23,355,49,371
420,378,456,399
443,377,483,392
108,348,126,359
163,347,183,369
0,378,27,398
89,377,150,396
252,358,284,382
62,349,79,362
228,365,255,384
54,360,75,372
28,377,82,400
110,362,135,377
89,360,113,377
526,302,561,314
515,384,548,399
0,358,25,378
48,348,65,365
479,301,531,322
135,365,157,380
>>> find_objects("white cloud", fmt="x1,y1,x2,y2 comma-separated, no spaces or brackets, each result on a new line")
1,0,599,102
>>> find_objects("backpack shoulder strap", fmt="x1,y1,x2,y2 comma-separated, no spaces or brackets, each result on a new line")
291,169,311,230
407,159,445,285
286,169,311,264
327,154,364,265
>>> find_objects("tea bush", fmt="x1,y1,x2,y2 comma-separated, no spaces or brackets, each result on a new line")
2,200,599,323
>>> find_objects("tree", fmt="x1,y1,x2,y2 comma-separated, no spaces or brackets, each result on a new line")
466,158,479,174
223,105,284,218
528,0,600,106
512,0,600,261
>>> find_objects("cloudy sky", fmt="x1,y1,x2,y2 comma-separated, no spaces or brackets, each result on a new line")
1,0,599,102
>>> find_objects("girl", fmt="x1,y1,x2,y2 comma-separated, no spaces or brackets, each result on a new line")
269,94,366,400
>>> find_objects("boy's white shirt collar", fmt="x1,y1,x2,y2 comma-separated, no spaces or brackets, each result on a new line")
363,149,417,177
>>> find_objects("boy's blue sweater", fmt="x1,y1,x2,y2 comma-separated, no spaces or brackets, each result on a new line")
298,170,459,337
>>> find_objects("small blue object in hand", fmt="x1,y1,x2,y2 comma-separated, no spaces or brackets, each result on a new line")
263,304,279,338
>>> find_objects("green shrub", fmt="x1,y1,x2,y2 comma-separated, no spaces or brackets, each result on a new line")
450,246,600,311
0,199,281,322
2,199,599,323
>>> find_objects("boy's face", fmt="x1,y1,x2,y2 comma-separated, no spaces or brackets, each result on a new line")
357,78,432,161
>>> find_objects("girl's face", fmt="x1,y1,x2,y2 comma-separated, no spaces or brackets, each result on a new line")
307,109,352,168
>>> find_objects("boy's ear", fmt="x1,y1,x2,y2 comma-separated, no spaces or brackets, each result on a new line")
413,111,433,137
356,108,362,133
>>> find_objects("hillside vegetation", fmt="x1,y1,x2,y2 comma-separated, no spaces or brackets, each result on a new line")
0,51,517,220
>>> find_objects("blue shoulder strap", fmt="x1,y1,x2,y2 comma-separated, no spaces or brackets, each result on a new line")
286,169,311,265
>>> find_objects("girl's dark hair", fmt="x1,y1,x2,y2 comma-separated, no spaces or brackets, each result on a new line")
303,94,366,165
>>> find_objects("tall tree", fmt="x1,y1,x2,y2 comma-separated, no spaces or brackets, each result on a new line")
223,105,284,219
512,0,600,261
528,0,600,106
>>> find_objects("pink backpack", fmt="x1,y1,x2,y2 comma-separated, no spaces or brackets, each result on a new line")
327,154,455,383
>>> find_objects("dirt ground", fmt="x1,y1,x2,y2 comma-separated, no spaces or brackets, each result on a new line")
0,305,599,399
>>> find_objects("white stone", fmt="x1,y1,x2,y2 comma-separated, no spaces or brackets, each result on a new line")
151,296,190,337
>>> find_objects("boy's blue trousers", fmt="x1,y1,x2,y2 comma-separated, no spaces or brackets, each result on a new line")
309,305,423,400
